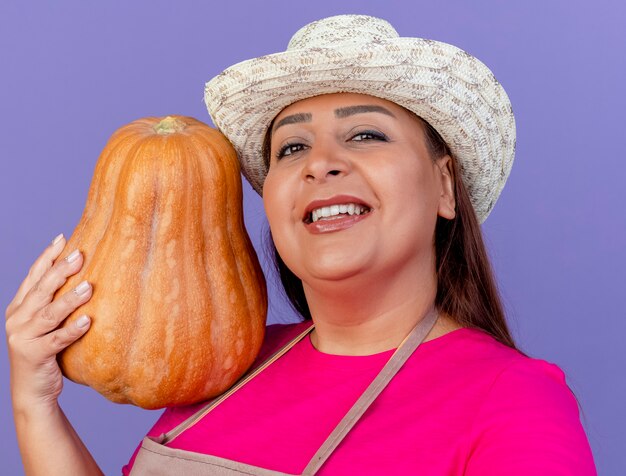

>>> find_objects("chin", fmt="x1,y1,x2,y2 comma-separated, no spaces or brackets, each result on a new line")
299,256,373,285
307,267,363,283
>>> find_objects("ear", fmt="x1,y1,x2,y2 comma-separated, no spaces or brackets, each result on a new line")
435,155,456,220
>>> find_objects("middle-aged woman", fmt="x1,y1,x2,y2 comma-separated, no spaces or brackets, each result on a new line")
6,14,596,476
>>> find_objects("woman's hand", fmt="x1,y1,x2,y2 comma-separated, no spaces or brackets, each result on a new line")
6,234,105,475
5,233,93,412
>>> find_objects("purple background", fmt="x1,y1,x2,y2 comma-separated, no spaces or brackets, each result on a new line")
1,1,624,474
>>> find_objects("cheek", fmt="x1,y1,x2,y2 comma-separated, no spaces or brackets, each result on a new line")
262,173,281,227
380,159,440,227
262,181,302,275
379,159,431,202
262,171,295,244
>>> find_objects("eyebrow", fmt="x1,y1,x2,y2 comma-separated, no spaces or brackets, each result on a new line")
272,104,396,134
334,105,396,119
272,113,312,134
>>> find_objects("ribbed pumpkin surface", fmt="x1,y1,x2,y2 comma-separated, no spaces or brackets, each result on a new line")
55,115,267,409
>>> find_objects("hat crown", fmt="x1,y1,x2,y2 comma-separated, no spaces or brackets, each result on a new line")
287,14,399,50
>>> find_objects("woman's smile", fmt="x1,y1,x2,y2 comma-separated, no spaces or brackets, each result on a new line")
303,193,373,234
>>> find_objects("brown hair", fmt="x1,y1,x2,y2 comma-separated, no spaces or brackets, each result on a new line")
261,115,520,350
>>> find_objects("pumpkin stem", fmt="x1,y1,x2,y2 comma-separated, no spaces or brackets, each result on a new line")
154,116,187,135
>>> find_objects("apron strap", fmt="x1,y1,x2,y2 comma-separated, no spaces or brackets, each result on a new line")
162,322,316,444
301,306,439,475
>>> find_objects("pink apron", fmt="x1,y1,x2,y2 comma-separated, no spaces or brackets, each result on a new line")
130,307,439,475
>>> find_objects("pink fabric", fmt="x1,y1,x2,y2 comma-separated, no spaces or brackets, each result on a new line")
123,322,597,475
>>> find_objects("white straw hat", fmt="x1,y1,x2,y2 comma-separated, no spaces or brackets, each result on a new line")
204,14,515,223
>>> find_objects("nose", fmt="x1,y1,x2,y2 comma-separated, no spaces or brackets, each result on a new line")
301,140,350,185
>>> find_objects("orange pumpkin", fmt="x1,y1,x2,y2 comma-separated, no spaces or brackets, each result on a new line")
55,115,267,409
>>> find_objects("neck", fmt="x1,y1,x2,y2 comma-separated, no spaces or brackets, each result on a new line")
303,254,443,356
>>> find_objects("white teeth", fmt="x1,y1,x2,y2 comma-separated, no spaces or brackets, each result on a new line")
310,203,370,223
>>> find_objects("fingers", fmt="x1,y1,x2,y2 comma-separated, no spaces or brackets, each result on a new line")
44,315,91,354
7,313,91,376
5,233,94,408
28,280,93,338
13,245,85,325
6,233,68,318
29,233,67,285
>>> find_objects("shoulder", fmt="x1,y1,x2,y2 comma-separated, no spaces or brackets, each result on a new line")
435,328,584,429
455,330,597,475
409,327,596,473
431,326,563,374
474,355,580,430
489,356,572,402
404,327,582,417
446,328,575,405
409,326,535,384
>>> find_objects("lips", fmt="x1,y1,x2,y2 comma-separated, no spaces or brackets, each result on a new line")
302,194,373,223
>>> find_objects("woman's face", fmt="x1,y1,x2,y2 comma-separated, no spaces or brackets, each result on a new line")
263,92,455,286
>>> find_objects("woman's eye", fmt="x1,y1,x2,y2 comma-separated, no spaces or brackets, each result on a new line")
276,142,306,159
351,130,388,142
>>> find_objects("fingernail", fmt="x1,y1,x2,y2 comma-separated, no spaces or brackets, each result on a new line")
73,281,90,296
52,233,64,246
76,315,90,328
66,250,80,263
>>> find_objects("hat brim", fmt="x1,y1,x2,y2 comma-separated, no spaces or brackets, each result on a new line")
205,37,515,223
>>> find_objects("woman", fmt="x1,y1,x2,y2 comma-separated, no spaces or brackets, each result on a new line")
6,14,596,475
